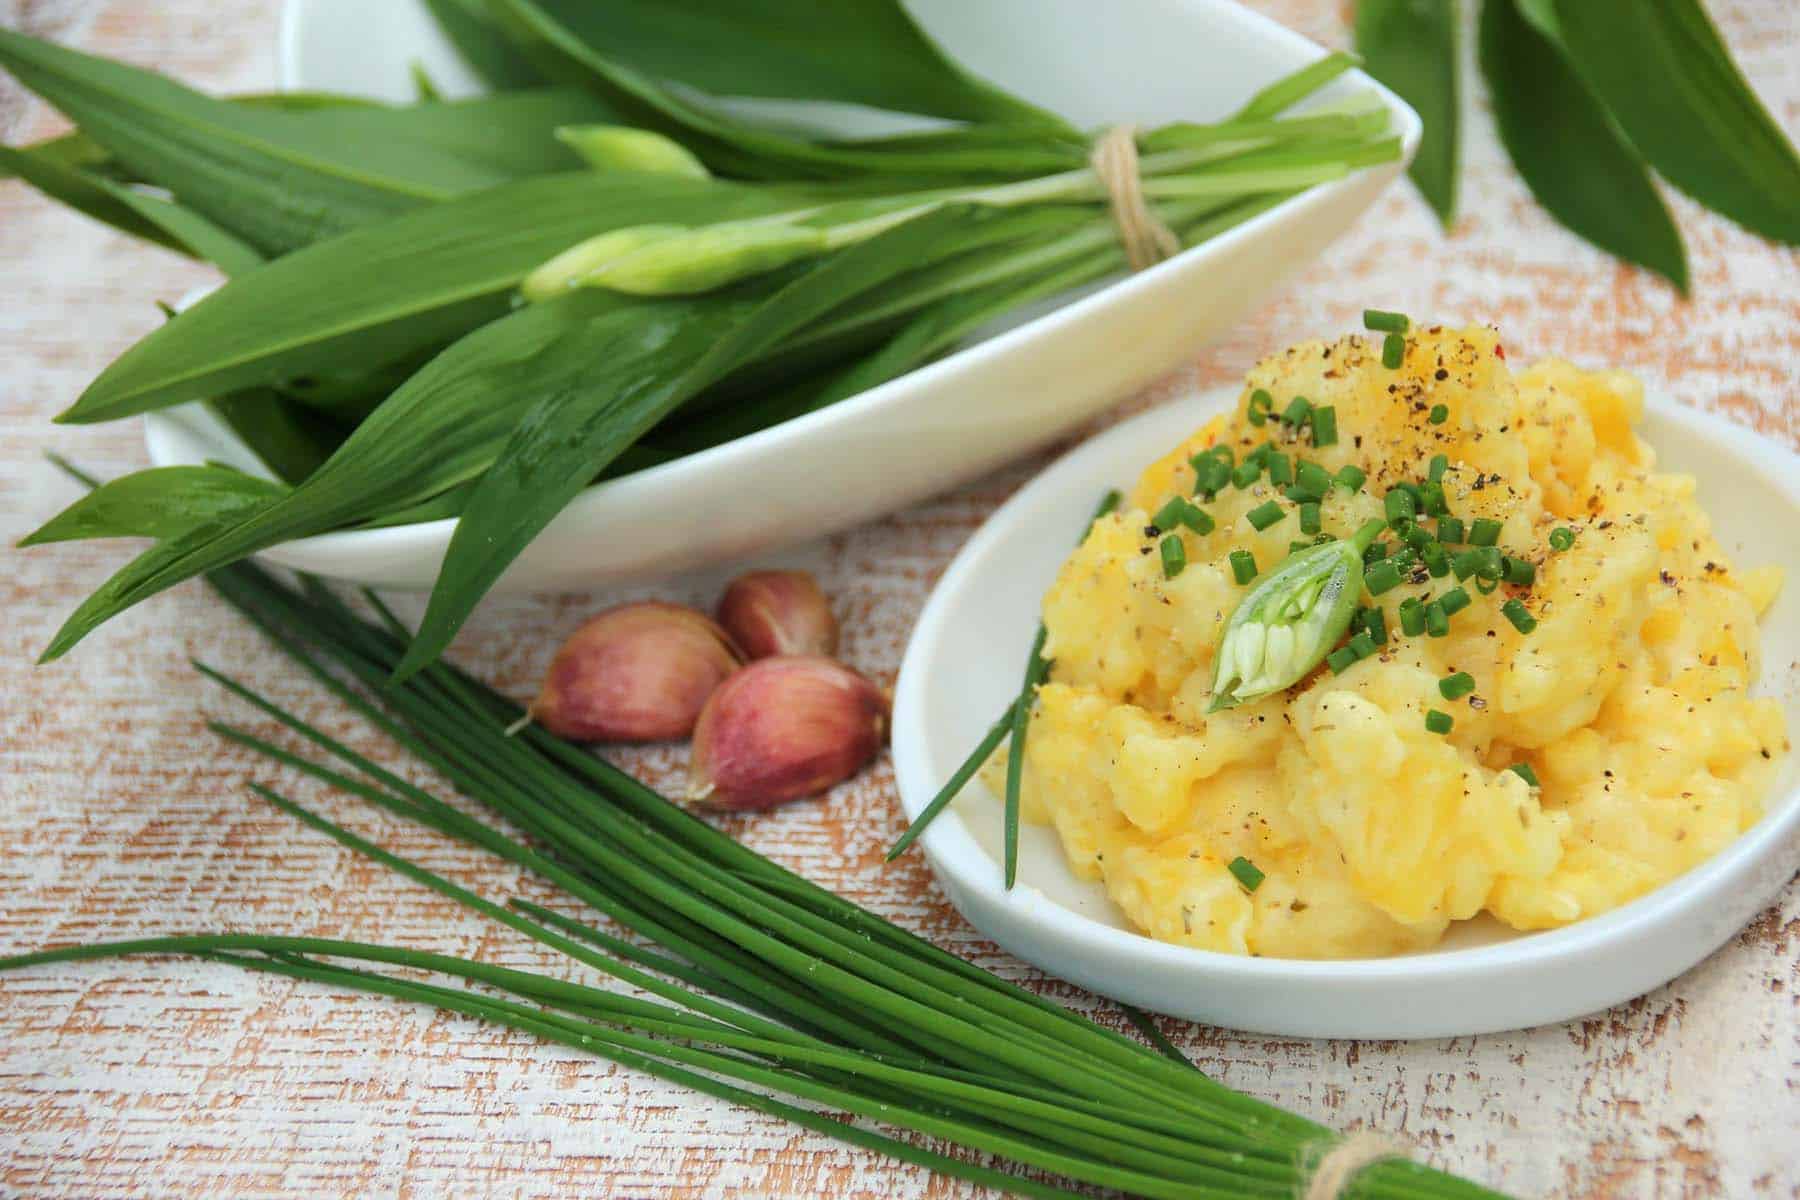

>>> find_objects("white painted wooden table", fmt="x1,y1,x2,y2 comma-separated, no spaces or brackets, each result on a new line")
2,2,1796,1196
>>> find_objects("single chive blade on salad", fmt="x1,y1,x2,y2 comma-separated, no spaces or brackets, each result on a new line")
1209,518,1384,711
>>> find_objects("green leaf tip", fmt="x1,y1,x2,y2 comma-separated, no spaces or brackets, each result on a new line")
1355,0,1461,228
1480,0,1689,292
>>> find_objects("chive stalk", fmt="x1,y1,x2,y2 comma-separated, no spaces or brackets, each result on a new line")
0,546,1512,1200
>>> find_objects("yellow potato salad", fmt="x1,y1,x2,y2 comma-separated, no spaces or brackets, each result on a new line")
1004,323,1789,958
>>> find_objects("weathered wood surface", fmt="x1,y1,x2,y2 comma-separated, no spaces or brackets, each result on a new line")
2,2,1795,1196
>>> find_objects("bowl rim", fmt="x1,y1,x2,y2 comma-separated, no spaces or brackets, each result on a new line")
891,384,1800,984
228,0,1421,563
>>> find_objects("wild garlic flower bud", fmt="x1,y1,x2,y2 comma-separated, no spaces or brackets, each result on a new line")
520,224,689,302
582,222,830,296
554,124,711,179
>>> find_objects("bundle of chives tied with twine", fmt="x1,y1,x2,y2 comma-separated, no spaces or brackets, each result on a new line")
6,1,1398,676
0,553,1505,1199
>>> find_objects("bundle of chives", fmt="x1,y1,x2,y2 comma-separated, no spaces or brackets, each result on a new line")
0,559,1506,1200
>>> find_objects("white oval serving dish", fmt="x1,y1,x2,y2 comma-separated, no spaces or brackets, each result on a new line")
890,384,1800,1039
140,0,1419,592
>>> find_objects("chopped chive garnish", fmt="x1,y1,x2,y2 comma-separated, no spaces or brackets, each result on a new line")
1427,403,1449,424
1245,500,1285,531
1424,709,1454,735
1227,856,1265,892
1359,605,1388,645
1202,443,1236,465
1155,496,1213,534
1160,534,1187,579
1283,485,1321,506
1398,596,1427,636
1296,460,1333,497
1420,480,1449,517
1363,308,1410,334
1230,549,1257,585
1193,456,1231,498
1298,502,1322,535
1438,586,1471,615
1424,599,1449,637
1549,526,1576,552
1382,332,1405,369
1474,574,1500,595
1422,541,1450,577
1386,545,1417,572
1363,540,1389,563
1404,523,1433,552
1437,516,1465,544
1335,464,1367,491
1326,645,1357,674
1450,548,1480,580
1245,440,1276,464
1248,388,1274,425
1428,454,1449,482
1310,405,1338,447
1502,598,1538,633
1473,547,1504,580
1230,460,1262,489
1289,539,1312,554
1347,631,1377,660
1385,489,1415,527
1281,395,1313,426
1265,453,1292,486
1469,517,1502,547
1503,556,1536,586
1439,671,1476,700
1364,560,1403,595
1509,762,1540,787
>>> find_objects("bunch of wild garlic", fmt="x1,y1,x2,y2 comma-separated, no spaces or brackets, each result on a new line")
5,3,1397,673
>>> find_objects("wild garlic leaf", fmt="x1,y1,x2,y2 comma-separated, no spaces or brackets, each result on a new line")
0,37,612,256
0,28,513,255
661,245,1118,458
62,171,817,424
642,202,1098,438
274,89,621,178
0,90,385,187
207,390,345,485
1512,0,1560,41
37,292,631,663
485,0,1074,181
1355,0,1460,226
395,300,749,675
398,203,994,674
1480,0,1688,291
0,145,263,273
1549,0,1800,246
420,0,548,91
21,465,286,546
496,0,1064,128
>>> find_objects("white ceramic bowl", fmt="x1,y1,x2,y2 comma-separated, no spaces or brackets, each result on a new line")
891,385,1800,1038
139,0,1420,592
